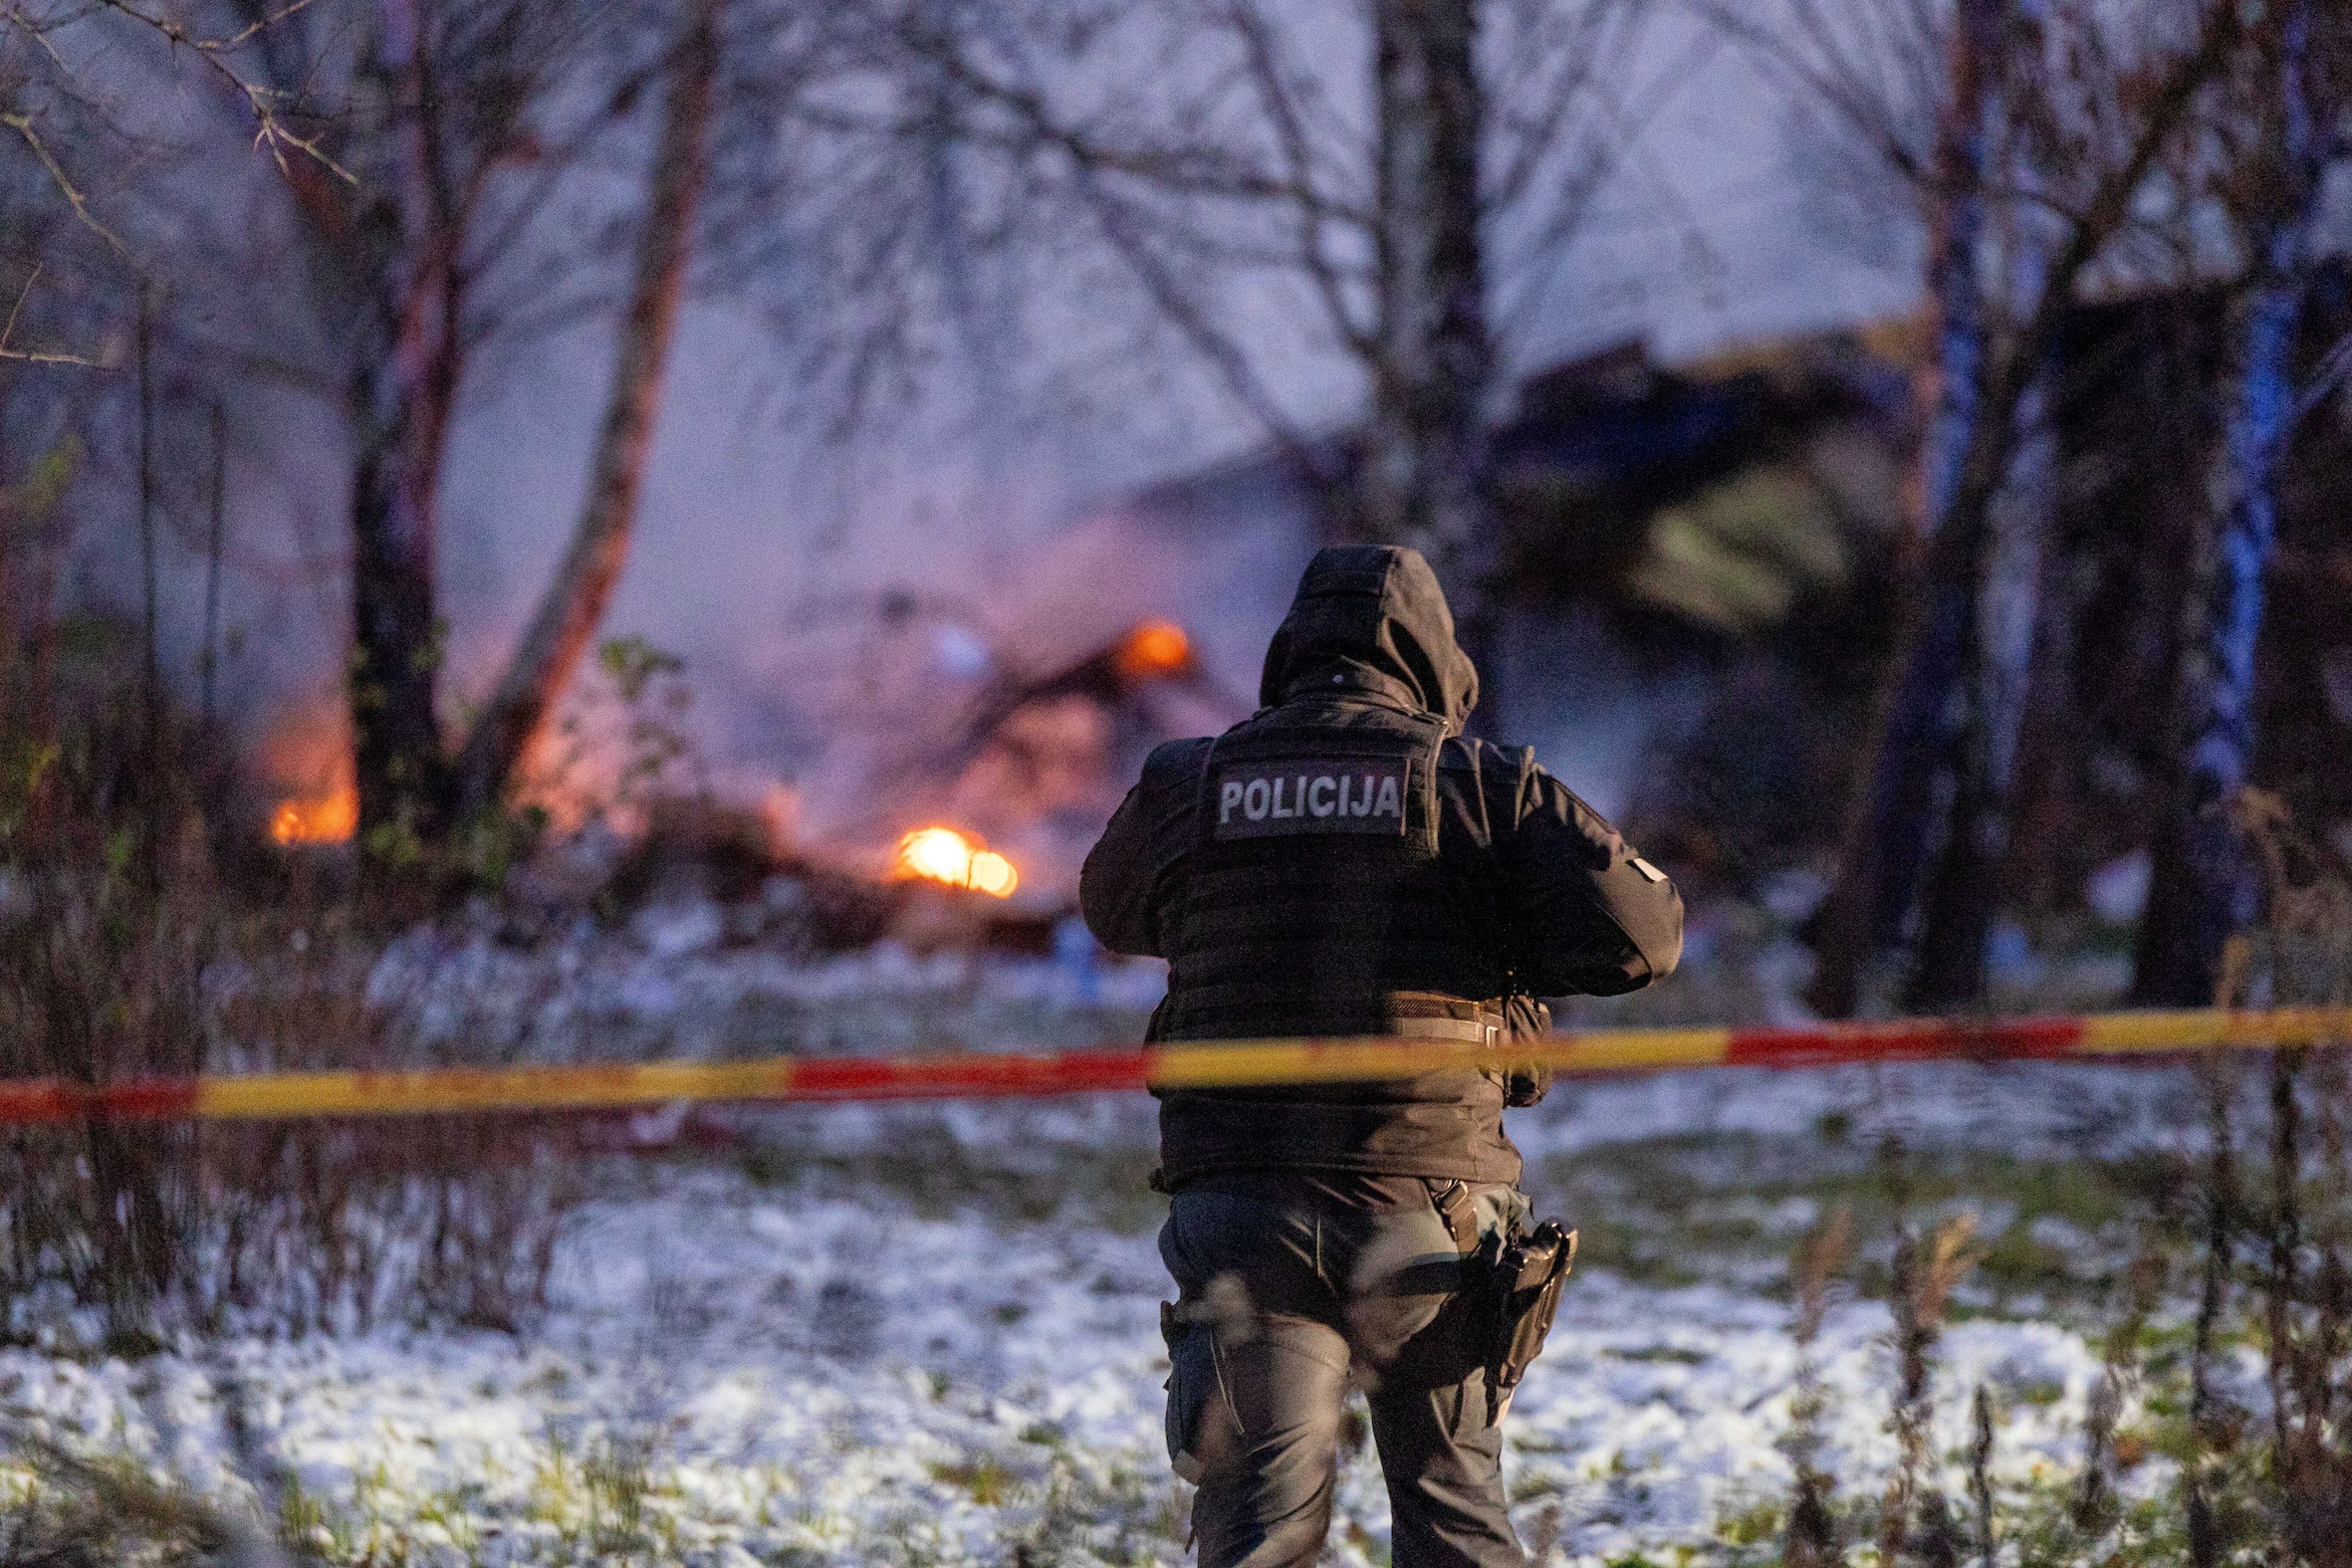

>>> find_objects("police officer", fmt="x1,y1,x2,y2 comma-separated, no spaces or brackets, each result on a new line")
1079,545,1682,1568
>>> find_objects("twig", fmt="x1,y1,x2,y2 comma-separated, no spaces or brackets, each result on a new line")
0,347,111,366
2186,1052,2237,1568
2074,1246,2163,1535
1969,1384,1995,1568
0,110,132,258
1878,1131,1982,1567
1,261,38,350
849,26,1355,217
2289,325,2352,429
1782,1205,1851,1568
136,285,162,898
1071,162,1345,497
0,265,111,368
97,0,355,184
1224,0,1375,359
200,399,227,739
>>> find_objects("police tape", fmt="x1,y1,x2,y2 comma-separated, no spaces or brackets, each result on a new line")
0,1007,2346,1126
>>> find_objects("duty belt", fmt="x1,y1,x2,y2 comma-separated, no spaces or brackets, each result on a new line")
1387,1012,1506,1047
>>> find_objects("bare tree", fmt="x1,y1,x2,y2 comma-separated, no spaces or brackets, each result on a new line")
0,0,342,788
109,0,974,852
823,0,1651,632
184,0,643,856
0,12,135,749
451,0,727,817
2135,0,2350,1004
1709,0,2252,1011
1364,0,1493,598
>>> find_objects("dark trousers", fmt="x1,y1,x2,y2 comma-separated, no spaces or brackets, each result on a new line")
1158,1175,1529,1568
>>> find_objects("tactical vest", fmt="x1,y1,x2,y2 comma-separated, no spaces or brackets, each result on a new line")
1152,701,1523,1185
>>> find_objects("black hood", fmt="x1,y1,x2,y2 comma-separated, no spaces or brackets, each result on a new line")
1259,545,1479,731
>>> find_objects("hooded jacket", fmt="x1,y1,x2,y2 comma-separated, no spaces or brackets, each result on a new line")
1080,545,1682,1184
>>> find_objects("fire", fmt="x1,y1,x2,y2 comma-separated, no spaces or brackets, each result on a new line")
892,826,1019,897
1113,619,1192,680
270,788,357,846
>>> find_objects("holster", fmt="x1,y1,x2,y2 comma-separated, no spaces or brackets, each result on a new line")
1473,1218,1576,1415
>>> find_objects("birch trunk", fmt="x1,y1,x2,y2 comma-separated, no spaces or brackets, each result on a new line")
1810,0,2240,1010
1365,0,1494,625
1907,363,2054,1007
453,0,724,816
1804,0,1999,1015
2135,0,2322,1004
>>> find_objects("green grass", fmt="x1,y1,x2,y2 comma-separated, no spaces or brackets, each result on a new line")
1526,1128,2157,1320
725,1098,2183,1325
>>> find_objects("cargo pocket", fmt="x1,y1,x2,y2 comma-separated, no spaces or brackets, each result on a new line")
1162,1308,1219,1484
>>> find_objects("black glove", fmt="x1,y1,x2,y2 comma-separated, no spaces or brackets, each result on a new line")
1502,993,1552,1107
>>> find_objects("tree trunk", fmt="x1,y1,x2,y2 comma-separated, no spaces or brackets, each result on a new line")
1810,0,2239,1012
1999,414,2092,922
452,0,723,817
1908,365,2055,1008
349,0,461,850
1366,0,1495,632
1805,0,1999,1015
2134,1,2322,1004
349,306,458,847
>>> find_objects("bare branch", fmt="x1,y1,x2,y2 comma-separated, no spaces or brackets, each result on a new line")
0,109,132,258
1073,158,1343,493
1482,0,1635,216
1689,0,1929,188
0,347,111,364
215,0,321,51
859,14,1371,222
0,261,38,350
96,0,355,183
2291,326,2352,430
0,264,109,366
2004,0,2246,374
1225,0,1374,357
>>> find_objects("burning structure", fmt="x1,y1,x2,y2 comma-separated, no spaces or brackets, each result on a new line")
1059,333,1915,902
1060,291,2351,943
892,826,1018,898
270,792,357,847
240,294,2350,968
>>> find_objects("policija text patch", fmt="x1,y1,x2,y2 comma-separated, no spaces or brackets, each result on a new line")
1211,758,1408,838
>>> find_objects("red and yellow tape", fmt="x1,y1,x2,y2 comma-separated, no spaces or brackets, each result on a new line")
0,1008,2344,1125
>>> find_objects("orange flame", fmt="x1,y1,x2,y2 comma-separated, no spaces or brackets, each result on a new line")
271,788,357,846
891,826,1019,897
1113,619,1192,680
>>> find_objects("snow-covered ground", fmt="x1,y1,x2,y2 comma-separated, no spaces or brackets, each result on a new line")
345,899,2140,1066
0,1163,2116,1567
327,922,1168,1068
0,1078,2178,1566
7,938,2228,1563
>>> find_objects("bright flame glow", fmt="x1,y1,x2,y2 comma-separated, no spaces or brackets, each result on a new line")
271,788,357,846
968,850,1018,897
1114,619,1192,680
892,826,1019,897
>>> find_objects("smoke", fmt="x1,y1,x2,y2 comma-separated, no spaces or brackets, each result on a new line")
29,4,1940,892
